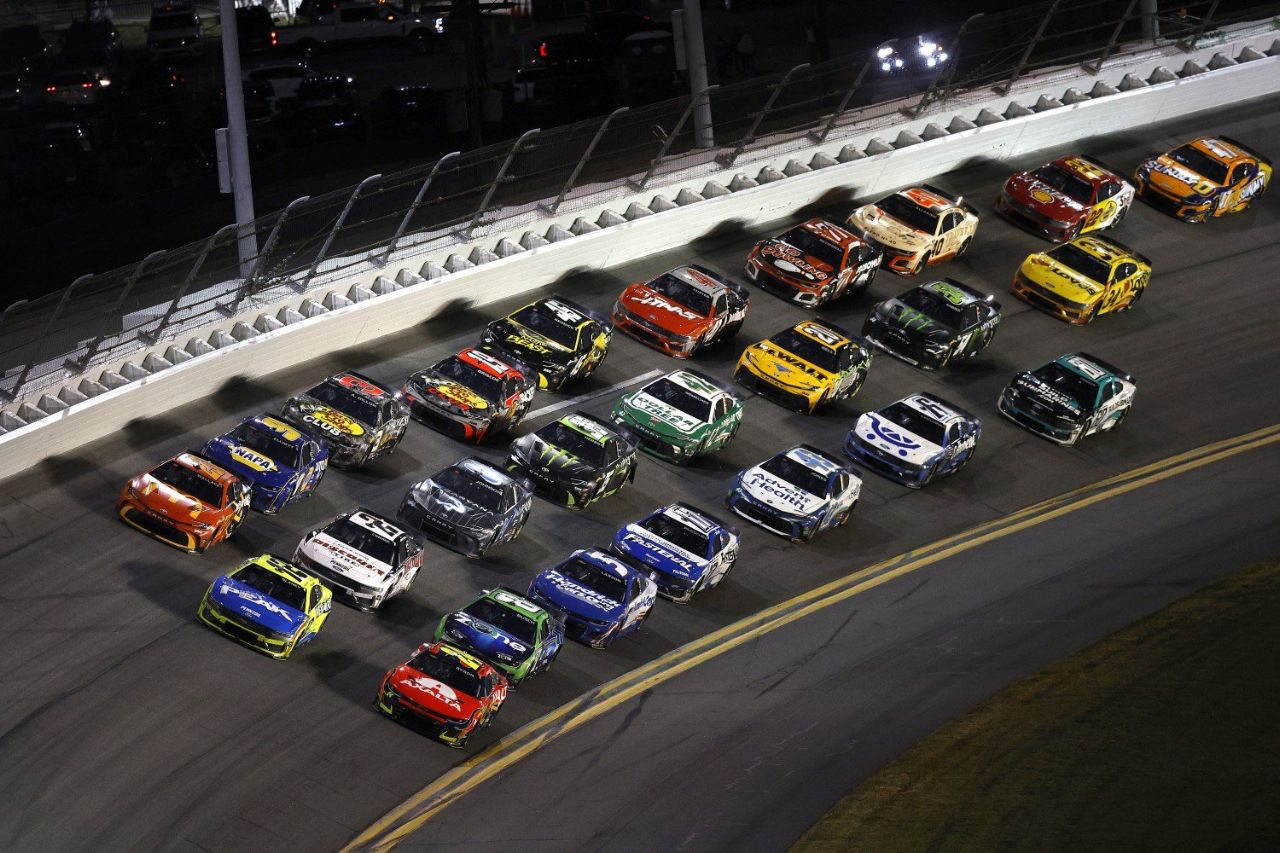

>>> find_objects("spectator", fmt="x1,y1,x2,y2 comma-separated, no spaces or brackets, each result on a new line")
735,28,755,76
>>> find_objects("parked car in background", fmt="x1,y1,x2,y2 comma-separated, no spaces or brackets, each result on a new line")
236,3,277,52
148,3,204,60
272,1,441,55
58,20,121,71
42,67,113,110
243,58,315,110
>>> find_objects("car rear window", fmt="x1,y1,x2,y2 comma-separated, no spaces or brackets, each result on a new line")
879,402,947,446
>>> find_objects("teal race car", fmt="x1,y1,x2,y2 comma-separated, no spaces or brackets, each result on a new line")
609,369,744,464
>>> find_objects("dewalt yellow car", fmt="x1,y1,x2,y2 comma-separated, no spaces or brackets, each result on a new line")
1012,235,1151,325
197,554,333,659
734,319,872,413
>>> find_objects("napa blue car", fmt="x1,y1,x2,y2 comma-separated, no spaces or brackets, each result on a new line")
201,415,329,514
610,503,741,603
527,548,658,648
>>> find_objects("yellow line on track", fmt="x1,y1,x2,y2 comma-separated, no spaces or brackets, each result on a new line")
347,421,1280,852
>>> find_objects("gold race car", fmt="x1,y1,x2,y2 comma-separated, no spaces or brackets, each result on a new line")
734,319,872,413
846,185,979,275
1134,136,1271,222
1012,235,1151,325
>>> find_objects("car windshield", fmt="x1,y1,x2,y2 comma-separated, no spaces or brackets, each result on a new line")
880,402,947,446
229,422,301,468
305,381,380,424
151,13,197,30
537,420,606,467
1168,144,1228,184
641,377,711,422
432,357,502,400
234,563,307,611
463,598,537,645
1049,242,1113,284
323,516,396,564
759,454,828,497
511,303,579,348
771,328,840,372
150,459,223,505
646,272,712,316
875,193,939,233
1032,362,1097,406
407,649,483,696
433,466,504,512
641,512,710,556
1032,164,1094,203
558,556,626,603
780,227,843,267
899,287,964,329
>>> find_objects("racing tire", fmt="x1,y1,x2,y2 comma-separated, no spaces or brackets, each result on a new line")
1084,302,1102,324
1125,284,1146,310
955,447,975,473
956,238,972,257
1108,407,1130,431
724,319,744,341
913,250,932,275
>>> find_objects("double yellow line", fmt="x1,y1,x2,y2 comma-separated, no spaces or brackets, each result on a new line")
347,422,1280,851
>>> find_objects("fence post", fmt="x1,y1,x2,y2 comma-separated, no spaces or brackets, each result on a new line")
995,0,1063,95
717,63,809,168
541,107,628,215
627,85,718,191
808,57,876,144
8,274,93,400
140,225,238,346
463,128,539,240
904,13,985,118
227,195,311,311
303,174,381,289
0,299,31,401
379,151,460,267
70,250,167,372
1083,0,1138,75
1177,0,1220,51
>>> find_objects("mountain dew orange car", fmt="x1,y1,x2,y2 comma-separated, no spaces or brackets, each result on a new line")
1012,235,1151,325
1134,136,1271,222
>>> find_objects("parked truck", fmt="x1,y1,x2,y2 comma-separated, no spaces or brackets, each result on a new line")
271,2,442,54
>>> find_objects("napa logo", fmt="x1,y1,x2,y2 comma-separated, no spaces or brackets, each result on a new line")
229,445,277,472
869,415,922,454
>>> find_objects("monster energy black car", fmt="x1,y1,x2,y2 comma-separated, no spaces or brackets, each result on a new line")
861,279,1001,371
479,295,612,392
504,411,638,509
280,372,409,468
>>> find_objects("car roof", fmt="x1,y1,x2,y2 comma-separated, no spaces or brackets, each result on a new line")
922,278,987,305
790,319,855,348
344,508,409,540
245,553,316,586
1071,235,1130,264
797,217,862,249
457,346,523,378
664,264,728,296
456,456,516,488
780,444,845,474
485,586,546,618
173,451,236,484
560,410,618,443
246,414,307,443
572,547,631,578
326,371,393,399
1187,136,1251,165
897,392,973,425
1051,155,1121,184
664,368,732,399
902,185,957,210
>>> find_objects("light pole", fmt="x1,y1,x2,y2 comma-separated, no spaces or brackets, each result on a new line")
219,0,258,278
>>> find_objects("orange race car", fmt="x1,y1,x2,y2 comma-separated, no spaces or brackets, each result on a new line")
1134,136,1271,222
117,452,251,553
744,218,881,307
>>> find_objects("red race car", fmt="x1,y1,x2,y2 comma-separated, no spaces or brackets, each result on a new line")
117,452,251,553
611,264,749,358
744,217,881,307
400,347,536,443
375,641,510,747
996,154,1134,242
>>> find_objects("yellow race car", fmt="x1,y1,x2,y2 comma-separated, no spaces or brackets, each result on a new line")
197,554,333,659
1134,136,1271,222
1012,235,1151,325
734,319,872,413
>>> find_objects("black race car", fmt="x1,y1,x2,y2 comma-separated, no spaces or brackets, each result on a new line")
861,279,1001,370
998,352,1137,446
398,456,534,557
400,347,537,444
280,371,408,468
479,295,612,392
505,411,638,510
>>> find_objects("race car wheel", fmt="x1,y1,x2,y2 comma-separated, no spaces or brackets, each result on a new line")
1084,302,1102,324
724,319,744,341
914,250,932,275
955,447,975,472
956,238,971,257
1109,407,1130,431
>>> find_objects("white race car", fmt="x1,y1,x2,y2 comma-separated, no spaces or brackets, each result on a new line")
726,445,861,542
844,392,981,488
293,508,423,611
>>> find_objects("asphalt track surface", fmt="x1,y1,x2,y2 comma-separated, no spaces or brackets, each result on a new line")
1,93,1278,852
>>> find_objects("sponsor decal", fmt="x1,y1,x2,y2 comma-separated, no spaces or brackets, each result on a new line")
1030,187,1055,204
428,381,489,411
798,323,844,347
744,470,814,512
229,445,277,473
463,348,515,375
629,394,700,432
761,242,829,280
634,291,700,320
868,415,922,457
303,408,365,437
506,332,554,354
788,447,840,474
220,581,297,621
492,589,540,614
404,675,463,711
762,345,823,378
544,299,587,325
547,571,620,610
892,304,937,332
564,414,611,443
337,374,386,397
928,281,972,306
259,417,302,441
622,530,701,574
1063,356,1108,381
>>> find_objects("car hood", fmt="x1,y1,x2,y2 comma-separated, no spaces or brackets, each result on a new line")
854,412,943,467
848,206,931,250
737,466,824,517
619,284,708,338
741,342,833,392
1019,255,1104,303
1011,373,1086,416
201,437,295,487
485,319,573,366
1005,171,1087,218
129,474,223,524
297,533,393,589
530,571,621,622
285,398,369,441
388,665,482,720
439,612,533,662
613,525,707,580
510,434,596,480
409,481,498,530
1144,155,1222,197
208,575,306,635
411,372,493,414
617,391,706,438
753,238,835,284
874,299,954,343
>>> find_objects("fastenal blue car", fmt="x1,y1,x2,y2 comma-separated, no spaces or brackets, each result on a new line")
196,554,333,659
201,415,329,513
998,352,1136,445
845,392,981,488
527,548,657,648
726,445,861,542
610,503,740,603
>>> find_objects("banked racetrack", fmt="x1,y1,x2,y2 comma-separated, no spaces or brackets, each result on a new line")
1,94,1278,852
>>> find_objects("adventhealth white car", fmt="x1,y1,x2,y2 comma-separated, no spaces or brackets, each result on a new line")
843,392,981,488
726,445,861,542
293,508,423,611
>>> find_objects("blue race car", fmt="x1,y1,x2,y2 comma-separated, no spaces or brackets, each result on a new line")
196,554,333,660
433,586,564,685
844,392,981,488
527,548,657,648
610,503,740,603
726,445,861,542
202,415,329,514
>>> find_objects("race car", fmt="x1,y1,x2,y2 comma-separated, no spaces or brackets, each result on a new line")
280,371,408,469
611,264,749,358
196,553,333,659
609,368,743,464
293,508,423,611
201,415,329,514
844,392,981,488
1012,234,1152,325
998,352,1136,446
996,154,1135,241
726,445,861,542
743,217,881,307
478,295,612,391
117,452,251,553
505,411,638,509
433,586,564,685
1134,136,1271,222
527,548,658,648
610,503,740,603
400,347,536,444
398,457,533,557
734,319,872,414
375,641,509,748
846,185,978,275
862,279,1001,370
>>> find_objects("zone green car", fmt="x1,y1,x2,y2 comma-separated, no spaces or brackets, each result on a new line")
433,586,566,685
609,369,744,464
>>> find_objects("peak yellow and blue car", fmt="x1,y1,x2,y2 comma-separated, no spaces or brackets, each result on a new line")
734,319,872,414
196,554,333,659
1012,234,1151,325
1134,136,1271,222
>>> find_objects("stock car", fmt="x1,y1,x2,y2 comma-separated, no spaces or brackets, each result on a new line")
527,548,658,648
610,503,740,603
1011,234,1152,325
280,371,408,469
611,264,749,358
862,279,1001,370
505,412,638,509
996,154,1135,241
735,319,872,414
117,452,251,553
398,457,533,557
196,554,333,659
609,369,743,464
478,295,612,391
400,347,536,444
201,416,329,514
726,445,861,542
292,509,423,611
743,217,881,307
376,641,509,748
844,392,981,488
998,352,1136,446
433,587,564,685
846,185,979,276
1134,135,1271,222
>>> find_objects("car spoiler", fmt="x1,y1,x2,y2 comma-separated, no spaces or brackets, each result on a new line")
920,182,978,216
1078,153,1127,179
1092,234,1151,267
804,316,859,341
1072,352,1135,384
670,500,741,537
500,584,568,626
678,366,737,395
1217,135,1272,166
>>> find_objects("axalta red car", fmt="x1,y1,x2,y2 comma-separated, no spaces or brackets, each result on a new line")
400,347,536,443
996,154,1134,242
117,452,251,553
744,217,881,307
611,264,749,358
375,641,509,747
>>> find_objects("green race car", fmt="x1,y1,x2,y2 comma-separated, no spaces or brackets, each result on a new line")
610,369,744,464
433,586,565,684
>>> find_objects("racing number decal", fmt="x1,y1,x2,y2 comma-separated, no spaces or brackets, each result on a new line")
1084,200,1115,231
799,323,843,347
